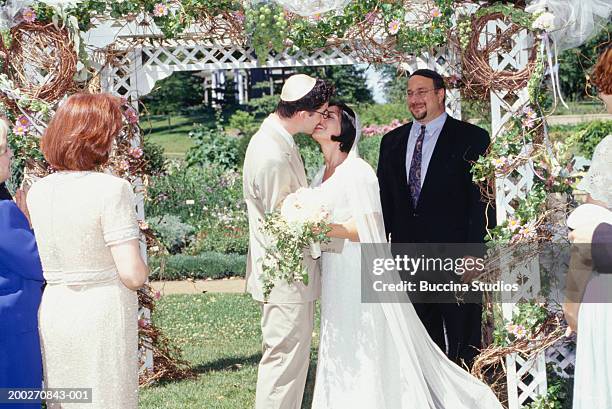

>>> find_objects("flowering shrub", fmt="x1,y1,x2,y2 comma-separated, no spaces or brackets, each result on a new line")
146,163,248,255
362,119,407,137
186,121,242,171
148,214,196,254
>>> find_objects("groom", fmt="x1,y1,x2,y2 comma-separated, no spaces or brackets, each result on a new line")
243,74,334,409
377,69,495,368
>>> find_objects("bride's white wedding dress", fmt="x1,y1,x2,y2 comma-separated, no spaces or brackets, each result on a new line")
309,121,502,408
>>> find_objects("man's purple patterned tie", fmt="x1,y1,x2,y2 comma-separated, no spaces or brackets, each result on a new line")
408,125,426,209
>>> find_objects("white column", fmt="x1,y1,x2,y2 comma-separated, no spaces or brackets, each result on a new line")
236,69,247,104
211,70,219,108
126,47,154,375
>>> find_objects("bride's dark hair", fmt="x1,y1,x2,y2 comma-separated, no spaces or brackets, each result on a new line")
330,101,356,153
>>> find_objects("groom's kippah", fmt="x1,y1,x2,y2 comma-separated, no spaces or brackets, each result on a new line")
280,74,317,102
410,69,446,89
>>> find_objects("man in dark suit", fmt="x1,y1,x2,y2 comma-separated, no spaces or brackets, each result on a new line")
377,69,495,368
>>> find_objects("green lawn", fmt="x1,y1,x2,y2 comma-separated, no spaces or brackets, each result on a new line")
139,293,320,409
550,99,607,115
142,113,213,158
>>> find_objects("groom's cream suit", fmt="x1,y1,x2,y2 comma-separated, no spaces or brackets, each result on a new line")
243,114,320,409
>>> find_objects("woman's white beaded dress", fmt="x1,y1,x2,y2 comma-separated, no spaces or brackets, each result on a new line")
27,171,141,409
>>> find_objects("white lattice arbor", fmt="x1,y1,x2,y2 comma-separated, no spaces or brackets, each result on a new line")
85,14,573,404
486,18,575,409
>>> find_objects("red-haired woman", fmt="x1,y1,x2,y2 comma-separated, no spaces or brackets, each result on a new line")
26,93,148,409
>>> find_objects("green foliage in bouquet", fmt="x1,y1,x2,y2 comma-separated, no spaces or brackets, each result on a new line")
260,212,331,300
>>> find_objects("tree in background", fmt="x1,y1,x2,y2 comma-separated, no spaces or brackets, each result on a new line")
297,65,374,104
141,71,206,115
558,23,611,101
381,65,408,104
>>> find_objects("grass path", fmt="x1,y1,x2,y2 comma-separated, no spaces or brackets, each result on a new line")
140,293,320,409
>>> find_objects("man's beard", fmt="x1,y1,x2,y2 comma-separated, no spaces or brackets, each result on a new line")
410,108,427,121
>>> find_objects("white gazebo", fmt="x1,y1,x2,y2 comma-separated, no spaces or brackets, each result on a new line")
1,2,582,404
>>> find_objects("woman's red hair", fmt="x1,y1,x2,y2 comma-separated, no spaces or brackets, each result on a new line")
592,47,612,96
41,93,123,171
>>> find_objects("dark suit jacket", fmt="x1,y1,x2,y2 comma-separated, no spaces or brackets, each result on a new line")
377,116,495,244
593,222,612,274
0,183,11,201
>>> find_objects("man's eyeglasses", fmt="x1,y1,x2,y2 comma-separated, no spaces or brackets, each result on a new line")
312,109,331,119
406,88,441,99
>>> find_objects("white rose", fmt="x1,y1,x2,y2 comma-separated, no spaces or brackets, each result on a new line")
281,192,306,224
281,187,331,226
532,12,555,31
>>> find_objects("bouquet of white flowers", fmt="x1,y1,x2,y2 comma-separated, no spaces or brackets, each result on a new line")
260,188,332,300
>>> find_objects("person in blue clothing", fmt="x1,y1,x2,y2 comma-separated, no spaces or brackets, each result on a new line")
0,116,44,408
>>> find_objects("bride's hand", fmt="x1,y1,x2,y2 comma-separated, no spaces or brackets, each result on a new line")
327,219,359,242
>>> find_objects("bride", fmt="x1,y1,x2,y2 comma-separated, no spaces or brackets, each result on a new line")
305,102,502,408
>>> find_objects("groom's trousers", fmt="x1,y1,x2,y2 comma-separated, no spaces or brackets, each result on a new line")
256,301,315,409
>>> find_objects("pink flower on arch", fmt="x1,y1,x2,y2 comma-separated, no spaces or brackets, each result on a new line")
13,124,28,136
129,146,144,159
153,3,169,17
16,115,30,127
519,224,537,239
365,11,377,24
493,157,506,170
521,105,538,128
388,19,401,35
119,160,130,172
232,10,245,24
21,7,37,23
431,7,442,19
507,218,521,232
513,324,527,338
124,106,139,124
